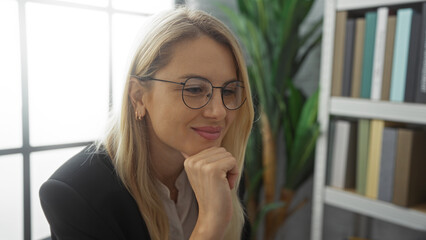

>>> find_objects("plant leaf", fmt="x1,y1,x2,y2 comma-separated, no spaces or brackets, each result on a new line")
253,201,286,234
298,18,323,49
293,35,322,76
245,168,264,204
288,82,304,129
286,123,320,189
285,89,319,189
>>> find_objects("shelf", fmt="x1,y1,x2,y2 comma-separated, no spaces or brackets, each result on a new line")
311,0,426,239
329,97,426,125
337,0,425,11
324,187,426,231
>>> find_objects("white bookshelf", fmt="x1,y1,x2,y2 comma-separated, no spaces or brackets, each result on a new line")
324,187,426,231
337,0,425,11
310,0,426,239
330,97,426,124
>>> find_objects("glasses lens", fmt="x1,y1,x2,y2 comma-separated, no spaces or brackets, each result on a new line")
222,81,245,110
182,78,212,109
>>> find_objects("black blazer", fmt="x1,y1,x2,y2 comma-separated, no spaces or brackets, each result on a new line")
39,145,151,239
40,145,251,240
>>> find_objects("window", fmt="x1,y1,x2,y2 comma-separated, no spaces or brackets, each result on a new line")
26,3,110,146
0,154,23,240
0,0,174,239
0,0,22,150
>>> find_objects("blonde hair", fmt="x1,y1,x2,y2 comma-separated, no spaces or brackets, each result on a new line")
100,7,254,240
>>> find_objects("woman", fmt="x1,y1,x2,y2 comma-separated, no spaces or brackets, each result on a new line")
40,7,254,240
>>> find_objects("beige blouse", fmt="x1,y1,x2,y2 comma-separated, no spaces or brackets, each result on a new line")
156,170,198,240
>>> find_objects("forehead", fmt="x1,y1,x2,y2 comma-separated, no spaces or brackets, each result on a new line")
155,35,238,84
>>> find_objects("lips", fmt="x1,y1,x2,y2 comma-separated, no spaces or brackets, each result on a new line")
192,126,222,140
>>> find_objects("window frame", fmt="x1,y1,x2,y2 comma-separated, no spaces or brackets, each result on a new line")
0,0,175,239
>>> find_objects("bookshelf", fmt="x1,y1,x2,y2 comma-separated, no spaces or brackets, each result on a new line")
330,97,426,124
337,0,426,11
311,0,426,240
325,188,426,231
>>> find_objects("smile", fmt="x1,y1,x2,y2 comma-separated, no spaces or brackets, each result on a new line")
192,126,222,140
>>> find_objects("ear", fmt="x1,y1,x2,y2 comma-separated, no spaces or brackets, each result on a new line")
129,77,146,117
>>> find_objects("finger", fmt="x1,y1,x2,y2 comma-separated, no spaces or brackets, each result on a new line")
226,162,239,189
227,172,238,190
185,149,232,167
207,156,238,189
194,147,228,158
181,147,224,160
221,158,239,190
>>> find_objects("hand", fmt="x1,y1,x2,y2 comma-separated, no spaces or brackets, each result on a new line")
183,147,238,239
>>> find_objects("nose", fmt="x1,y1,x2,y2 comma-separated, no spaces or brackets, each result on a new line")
202,88,226,120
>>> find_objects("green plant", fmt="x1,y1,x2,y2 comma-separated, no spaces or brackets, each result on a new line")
219,0,322,239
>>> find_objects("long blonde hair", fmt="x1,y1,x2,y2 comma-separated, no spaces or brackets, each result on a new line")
100,7,254,240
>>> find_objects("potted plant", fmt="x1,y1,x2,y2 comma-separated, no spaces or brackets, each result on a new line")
220,0,322,239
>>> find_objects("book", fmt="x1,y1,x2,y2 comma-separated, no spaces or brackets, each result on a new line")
381,15,397,101
371,7,389,100
330,120,350,188
360,11,377,99
342,18,356,97
393,129,426,207
390,8,413,102
404,8,422,103
356,119,370,195
326,119,337,185
332,11,348,97
330,120,357,189
345,122,358,189
378,127,398,202
365,120,385,199
415,2,426,103
351,18,366,98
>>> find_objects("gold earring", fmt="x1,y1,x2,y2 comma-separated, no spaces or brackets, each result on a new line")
135,111,141,121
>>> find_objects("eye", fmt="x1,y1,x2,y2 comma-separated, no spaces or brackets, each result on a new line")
223,81,244,97
223,88,236,96
184,86,204,95
183,78,211,96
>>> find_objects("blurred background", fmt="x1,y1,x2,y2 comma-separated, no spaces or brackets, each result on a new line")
2,0,426,240
0,0,173,239
0,0,321,239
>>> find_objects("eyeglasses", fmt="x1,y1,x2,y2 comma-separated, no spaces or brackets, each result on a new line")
132,75,246,110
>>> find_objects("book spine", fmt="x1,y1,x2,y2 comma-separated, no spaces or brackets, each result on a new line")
360,12,377,99
356,119,370,195
342,18,356,97
365,120,384,199
407,131,426,206
404,9,421,103
330,120,351,188
378,127,397,202
326,119,337,185
393,129,413,206
381,15,397,101
351,18,366,98
332,11,348,97
344,121,358,188
418,42,426,103
371,8,389,100
390,8,413,102
415,3,426,103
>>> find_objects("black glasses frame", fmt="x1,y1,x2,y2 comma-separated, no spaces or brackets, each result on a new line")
131,75,246,110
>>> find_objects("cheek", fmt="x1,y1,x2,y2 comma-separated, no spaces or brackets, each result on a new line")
226,111,237,125
147,102,196,140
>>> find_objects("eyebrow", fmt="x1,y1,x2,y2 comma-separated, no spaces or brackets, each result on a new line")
178,74,240,85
